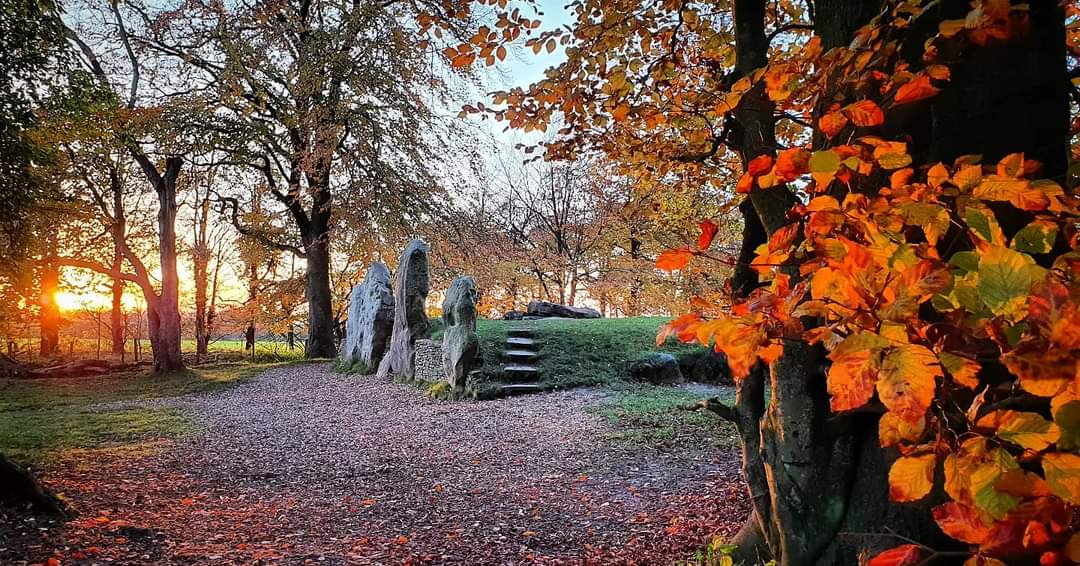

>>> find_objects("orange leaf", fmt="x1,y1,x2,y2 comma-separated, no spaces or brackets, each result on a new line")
819,111,849,138
932,502,991,544
656,248,694,271
890,168,914,189
774,148,811,182
698,219,718,250
879,411,926,447
768,223,800,252
843,100,884,127
894,74,941,105
828,333,888,413
868,544,922,566
889,454,936,502
612,104,630,122
877,344,941,422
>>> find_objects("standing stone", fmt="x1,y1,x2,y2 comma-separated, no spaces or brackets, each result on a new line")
376,239,431,380
441,276,479,390
341,262,394,372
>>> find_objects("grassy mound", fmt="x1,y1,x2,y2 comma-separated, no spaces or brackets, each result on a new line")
474,317,708,393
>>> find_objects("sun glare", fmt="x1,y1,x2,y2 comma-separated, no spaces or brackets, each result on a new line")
53,291,135,313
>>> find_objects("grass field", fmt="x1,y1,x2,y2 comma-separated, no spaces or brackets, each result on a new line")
0,359,311,465
474,316,707,391
590,385,737,449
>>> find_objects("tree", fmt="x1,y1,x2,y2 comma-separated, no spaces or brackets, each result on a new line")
484,1,1078,564
134,0,542,358
57,8,189,372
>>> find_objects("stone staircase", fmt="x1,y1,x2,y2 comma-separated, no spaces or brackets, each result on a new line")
500,327,542,395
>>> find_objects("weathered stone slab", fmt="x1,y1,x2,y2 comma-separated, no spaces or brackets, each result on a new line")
629,353,684,385
526,301,600,319
377,239,431,380
341,262,394,372
441,276,479,390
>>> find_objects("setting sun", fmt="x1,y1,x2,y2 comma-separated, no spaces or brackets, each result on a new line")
53,291,138,313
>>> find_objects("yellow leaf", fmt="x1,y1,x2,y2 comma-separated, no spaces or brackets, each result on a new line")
976,410,1060,451
810,150,840,188
888,454,935,502
1042,452,1080,504
877,152,913,170
977,246,1033,320
938,352,980,389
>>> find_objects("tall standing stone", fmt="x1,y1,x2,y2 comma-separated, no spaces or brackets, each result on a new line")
341,262,394,372
441,276,479,390
376,239,431,380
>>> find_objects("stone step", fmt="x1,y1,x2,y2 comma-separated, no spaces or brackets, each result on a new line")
501,383,544,396
505,336,537,348
503,364,540,380
507,327,534,337
503,349,538,361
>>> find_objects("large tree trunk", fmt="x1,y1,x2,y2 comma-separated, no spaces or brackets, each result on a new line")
38,256,60,357
110,263,124,356
192,196,210,361
725,2,1068,565
110,187,126,355
147,157,185,372
303,232,337,358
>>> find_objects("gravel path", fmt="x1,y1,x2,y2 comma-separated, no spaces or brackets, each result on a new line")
3,364,748,565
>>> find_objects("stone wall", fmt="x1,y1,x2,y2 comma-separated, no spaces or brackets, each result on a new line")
414,339,444,383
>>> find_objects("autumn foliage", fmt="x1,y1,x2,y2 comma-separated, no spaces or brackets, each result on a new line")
650,3,1080,565
454,0,1080,562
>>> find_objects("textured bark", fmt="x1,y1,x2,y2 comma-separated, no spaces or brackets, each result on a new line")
148,157,184,372
38,256,60,357
304,235,337,358
110,187,126,355
192,196,211,361
0,453,71,517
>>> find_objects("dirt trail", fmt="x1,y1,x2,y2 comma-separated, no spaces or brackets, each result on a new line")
1,363,748,565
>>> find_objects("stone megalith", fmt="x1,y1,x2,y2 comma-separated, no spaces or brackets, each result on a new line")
341,262,394,372
376,239,431,380
441,276,479,390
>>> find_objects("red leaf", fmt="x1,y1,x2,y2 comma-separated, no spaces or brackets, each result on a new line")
894,74,941,105
746,154,774,177
656,248,694,271
698,219,719,250
868,544,923,566
932,502,991,544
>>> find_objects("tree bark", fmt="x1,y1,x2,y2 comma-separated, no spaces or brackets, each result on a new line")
0,453,71,517
38,255,60,357
110,186,126,355
143,156,185,372
192,195,211,361
303,234,337,358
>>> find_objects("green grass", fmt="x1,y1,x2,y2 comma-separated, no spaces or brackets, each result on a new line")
0,360,310,465
590,385,737,449
474,317,707,391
